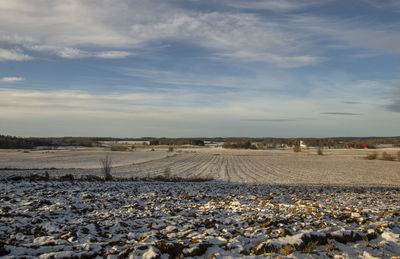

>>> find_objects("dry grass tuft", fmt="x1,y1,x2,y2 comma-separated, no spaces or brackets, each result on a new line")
110,146,128,151
279,244,294,256
293,146,301,152
382,152,395,161
366,153,378,160
304,240,319,253
324,240,340,252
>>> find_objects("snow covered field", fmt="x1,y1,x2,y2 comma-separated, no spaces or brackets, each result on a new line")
0,149,167,170
1,148,400,258
1,181,400,258
1,148,400,185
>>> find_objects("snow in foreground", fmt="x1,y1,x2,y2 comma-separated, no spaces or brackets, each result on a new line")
1,181,400,258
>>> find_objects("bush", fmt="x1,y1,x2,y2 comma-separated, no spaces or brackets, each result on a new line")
27,173,50,181
168,146,174,152
153,173,214,182
223,140,254,149
81,175,103,181
110,146,128,151
381,152,395,161
59,174,74,181
293,146,301,152
100,155,113,181
398,151,400,162
317,147,323,155
366,153,378,160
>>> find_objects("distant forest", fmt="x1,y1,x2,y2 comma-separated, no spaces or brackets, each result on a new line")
0,136,95,149
1,135,400,149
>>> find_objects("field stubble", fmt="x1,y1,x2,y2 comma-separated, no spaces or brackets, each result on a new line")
1,148,400,258
3,147,400,186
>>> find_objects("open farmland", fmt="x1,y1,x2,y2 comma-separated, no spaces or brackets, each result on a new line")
1,147,400,185
1,147,400,258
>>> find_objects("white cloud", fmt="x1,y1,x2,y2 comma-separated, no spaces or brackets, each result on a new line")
0,0,321,67
1,86,398,137
216,51,321,68
0,84,374,120
383,82,400,112
0,48,32,61
291,16,400,54
94,51,132,59
0,77,24,83
361,0,400,12
128,12,322,67
1,0,400,66
55,48,132,59
28,45,132,59
222,0,329,12
56,48,85,59
121,67,294,92
0,88,196,116
123,68,242,88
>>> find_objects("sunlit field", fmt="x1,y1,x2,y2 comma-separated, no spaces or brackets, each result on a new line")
1,147,400,258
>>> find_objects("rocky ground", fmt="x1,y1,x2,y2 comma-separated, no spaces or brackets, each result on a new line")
1,180,400,258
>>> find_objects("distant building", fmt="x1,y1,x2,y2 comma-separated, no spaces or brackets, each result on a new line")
99,140,150,146
347,143,369,149
279,144,288,149
375,144,394,149
204,141,224,147
253,142,265,149
300,140,307,149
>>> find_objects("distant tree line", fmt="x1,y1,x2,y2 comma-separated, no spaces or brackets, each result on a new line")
0,135,36,149
1,135,399,149
221,137,400,149
223,140,256,149
0,135,96,149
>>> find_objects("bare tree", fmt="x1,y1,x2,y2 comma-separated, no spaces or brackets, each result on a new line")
100,155,113,181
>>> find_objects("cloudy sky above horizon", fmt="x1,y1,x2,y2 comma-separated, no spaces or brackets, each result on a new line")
1,0,399,138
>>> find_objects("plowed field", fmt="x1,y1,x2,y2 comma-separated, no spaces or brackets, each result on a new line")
1,148,400,186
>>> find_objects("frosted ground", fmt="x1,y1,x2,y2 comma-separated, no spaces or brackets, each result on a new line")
1,147,400,258
1,148,400,185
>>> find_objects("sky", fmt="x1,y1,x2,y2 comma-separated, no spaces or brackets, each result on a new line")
0,0,399,138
